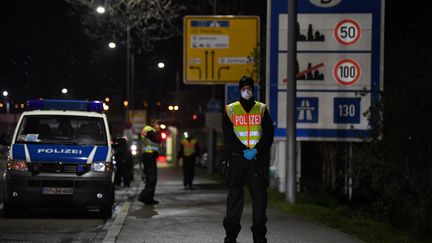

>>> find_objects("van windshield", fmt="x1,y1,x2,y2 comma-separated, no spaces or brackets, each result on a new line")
15,115,107,146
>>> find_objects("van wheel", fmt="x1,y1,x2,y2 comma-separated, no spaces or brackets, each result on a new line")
99,204,113,219
3,201,18,218
99,186,114,219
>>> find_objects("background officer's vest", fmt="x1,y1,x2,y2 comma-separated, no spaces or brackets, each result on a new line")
181,138,197,157
141,125,160,153
226,101,266,148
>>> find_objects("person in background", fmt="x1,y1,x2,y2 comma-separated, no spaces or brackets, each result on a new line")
222,76,274,243
113,137,133,187
138,119,162,205
178,131,200,190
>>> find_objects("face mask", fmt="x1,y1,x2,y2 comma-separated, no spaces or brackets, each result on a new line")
241,89,253,100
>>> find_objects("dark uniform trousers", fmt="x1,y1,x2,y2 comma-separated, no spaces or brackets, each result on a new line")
183,155,196,187
223,155,268,242
140,152,158,202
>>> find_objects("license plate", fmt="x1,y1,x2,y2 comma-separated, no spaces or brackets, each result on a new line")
42,187,73,195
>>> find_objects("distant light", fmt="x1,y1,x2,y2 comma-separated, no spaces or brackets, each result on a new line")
168,105,174,111
157,62,165,69
103,103,109,111
193,114,197,120
161,131,168,140
123,100,129,107
0,103,3,108
20,103,25,109
96,6,105,14
61,88,68,94
183,132,189,139
131,145,137,151
174,105,179,111
14,104,18,109
2,91,8,97
105,97,110,102
160,124,166,129
108,42,116,49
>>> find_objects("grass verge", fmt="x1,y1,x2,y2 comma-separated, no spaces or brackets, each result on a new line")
268,189,427,243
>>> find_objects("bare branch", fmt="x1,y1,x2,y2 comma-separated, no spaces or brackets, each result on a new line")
65,0,184,51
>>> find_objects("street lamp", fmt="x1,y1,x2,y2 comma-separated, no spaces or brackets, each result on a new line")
62,88,68,94
2,91,8,97
157,62,165,69
96,6,106,14
108,42,116,49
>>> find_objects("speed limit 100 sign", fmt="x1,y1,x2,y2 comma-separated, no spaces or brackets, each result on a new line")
334,19,362,45
333,59,361,86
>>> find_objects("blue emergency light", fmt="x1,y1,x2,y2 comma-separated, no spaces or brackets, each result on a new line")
27,99,103,113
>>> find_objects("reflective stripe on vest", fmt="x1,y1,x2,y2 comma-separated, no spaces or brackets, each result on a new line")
226,101,265,148
141,125,160,153
181,138,197,157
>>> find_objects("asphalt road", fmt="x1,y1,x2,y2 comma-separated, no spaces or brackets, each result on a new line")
0,161,362,243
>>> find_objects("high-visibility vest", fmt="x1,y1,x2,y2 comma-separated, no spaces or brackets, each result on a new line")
181,138,197,157
141,125,160,153
226,101,266,148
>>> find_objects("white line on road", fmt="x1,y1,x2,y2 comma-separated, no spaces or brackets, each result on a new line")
102,201,132,243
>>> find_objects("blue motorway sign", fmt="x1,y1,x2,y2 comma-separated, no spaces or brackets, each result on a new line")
268,0,384,141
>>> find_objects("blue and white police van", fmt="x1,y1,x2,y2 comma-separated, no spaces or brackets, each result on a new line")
3,100,115,218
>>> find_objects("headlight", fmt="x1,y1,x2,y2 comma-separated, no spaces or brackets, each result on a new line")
7,160,28,171
91,162,112,172
131,144,137,151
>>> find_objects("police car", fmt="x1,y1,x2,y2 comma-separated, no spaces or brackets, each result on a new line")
3,100,115,218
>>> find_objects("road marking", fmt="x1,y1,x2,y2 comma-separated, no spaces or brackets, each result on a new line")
102,201,131,243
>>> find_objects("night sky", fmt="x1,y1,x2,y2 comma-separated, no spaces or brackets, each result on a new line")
0,1,430,112
0,1,184,108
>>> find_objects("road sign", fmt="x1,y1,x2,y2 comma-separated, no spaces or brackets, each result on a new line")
333,58,361,85
184,16,260,84
268,0,384,141
334,19,362,45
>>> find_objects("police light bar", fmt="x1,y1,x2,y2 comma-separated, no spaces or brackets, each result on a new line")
27,100,103,112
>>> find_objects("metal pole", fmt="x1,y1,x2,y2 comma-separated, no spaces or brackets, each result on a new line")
348,142,353,202
286,0,297,203
131,53,135,110
126,26,131,119
296,141,301,192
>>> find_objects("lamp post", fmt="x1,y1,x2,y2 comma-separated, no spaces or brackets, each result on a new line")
97,6,134,120
3,90,10,133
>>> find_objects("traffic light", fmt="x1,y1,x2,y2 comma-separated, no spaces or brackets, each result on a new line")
192,112,205,126
160,131,168,141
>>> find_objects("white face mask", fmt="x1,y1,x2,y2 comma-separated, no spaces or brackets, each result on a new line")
241,89,253,100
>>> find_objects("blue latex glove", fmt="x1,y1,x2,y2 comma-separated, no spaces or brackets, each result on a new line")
248,148,257,159
243,148,258,160
243,149,249,159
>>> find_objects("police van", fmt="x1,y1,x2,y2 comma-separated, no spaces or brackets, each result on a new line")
3,100,115,218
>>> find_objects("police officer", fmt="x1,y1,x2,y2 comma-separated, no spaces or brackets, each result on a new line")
138,119,162,205
223,76,274,243
178,132,200,189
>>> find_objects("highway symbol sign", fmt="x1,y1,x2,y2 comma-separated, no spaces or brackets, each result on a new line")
333,59,361,86
184,16,260,84
334,19,362,45
296,97,318,123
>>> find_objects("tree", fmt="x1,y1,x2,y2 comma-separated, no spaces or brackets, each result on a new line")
65,0,184,52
